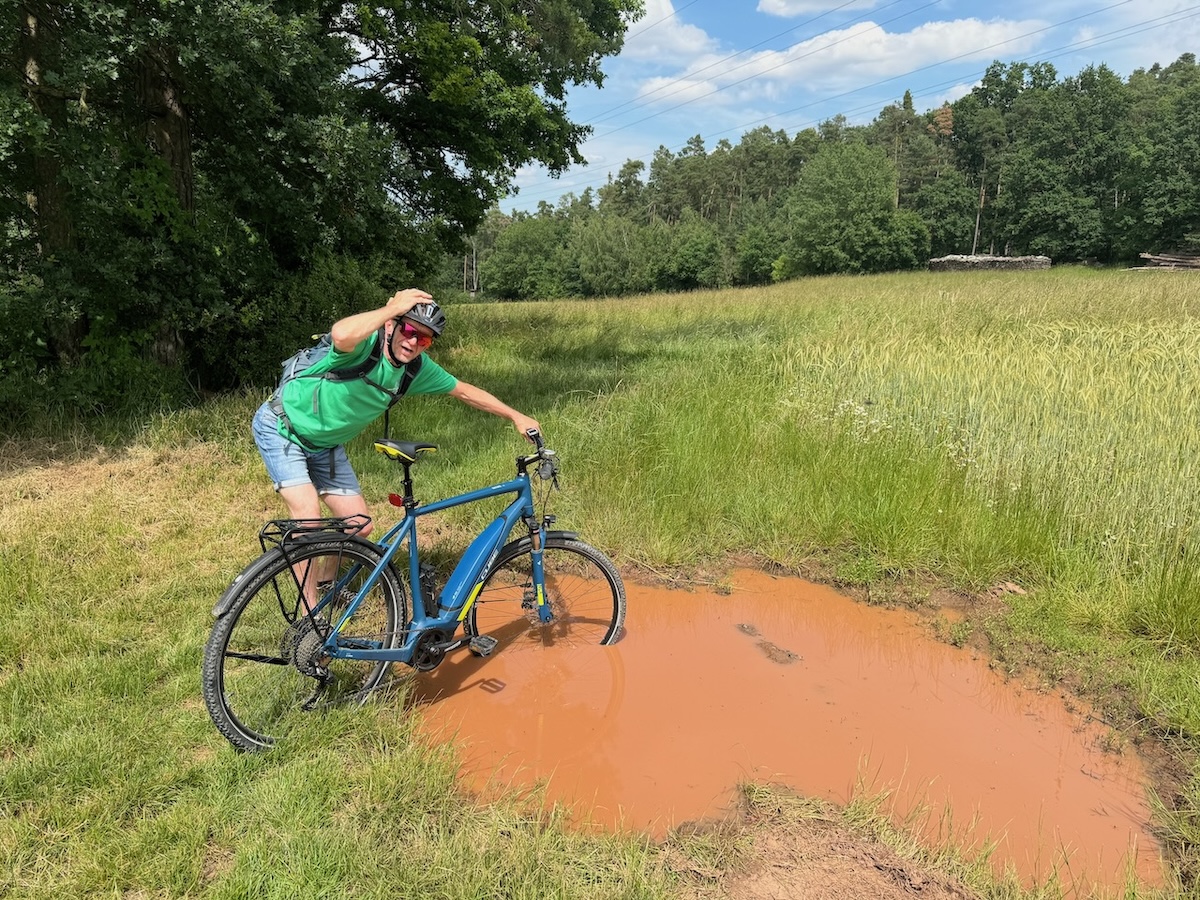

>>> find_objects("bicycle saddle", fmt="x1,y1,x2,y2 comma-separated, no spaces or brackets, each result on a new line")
373,439,438,463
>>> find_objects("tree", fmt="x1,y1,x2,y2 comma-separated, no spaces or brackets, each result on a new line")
776,143,929,278
663,209,726,290
728,126,796,211
569,213,662,296
1122,55,1200,253
734,225,776,285
994,150,1103,259
914,170,977,257
978,65,1130,261
0,0,643,419
467,51,1196,295
950,61,1059,255
598,160,648,222
480,208,573,300
867,92,919,205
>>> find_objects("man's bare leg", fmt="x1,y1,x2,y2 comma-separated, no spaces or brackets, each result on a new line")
276,487,374,611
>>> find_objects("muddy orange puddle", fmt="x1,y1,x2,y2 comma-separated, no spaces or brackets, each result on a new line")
413,569,1164,893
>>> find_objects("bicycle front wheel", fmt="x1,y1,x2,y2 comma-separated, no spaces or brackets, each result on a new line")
201,536,406,752
465,535,626,648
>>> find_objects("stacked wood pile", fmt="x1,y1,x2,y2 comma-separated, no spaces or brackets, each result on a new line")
1139,252,1200,268
929,254,1052,271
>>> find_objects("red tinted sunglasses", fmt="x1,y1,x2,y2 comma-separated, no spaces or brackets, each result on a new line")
394,320,434,349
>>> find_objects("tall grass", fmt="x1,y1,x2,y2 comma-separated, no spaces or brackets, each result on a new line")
392,267,1200,753
434,270,1200,583
4,266,1200,897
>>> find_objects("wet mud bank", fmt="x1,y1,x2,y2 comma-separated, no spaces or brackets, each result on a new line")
413,569,1165,894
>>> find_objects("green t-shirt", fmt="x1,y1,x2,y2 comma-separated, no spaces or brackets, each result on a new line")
277,331,458,449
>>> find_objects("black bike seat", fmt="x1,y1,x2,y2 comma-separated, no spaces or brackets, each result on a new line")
373,439,438,463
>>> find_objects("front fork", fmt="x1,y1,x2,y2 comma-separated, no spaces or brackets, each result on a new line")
525,515,553,623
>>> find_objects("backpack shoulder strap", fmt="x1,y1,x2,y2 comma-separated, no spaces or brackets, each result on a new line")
323,327,385,382
381,355,425,439
396,354,423,400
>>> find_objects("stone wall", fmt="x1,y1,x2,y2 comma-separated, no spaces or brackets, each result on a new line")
929,254,1052,271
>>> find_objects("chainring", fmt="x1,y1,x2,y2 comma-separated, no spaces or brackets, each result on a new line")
412,629,450,672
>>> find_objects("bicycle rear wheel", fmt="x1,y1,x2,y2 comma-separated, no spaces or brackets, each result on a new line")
465,535,626,648
201,536,406,752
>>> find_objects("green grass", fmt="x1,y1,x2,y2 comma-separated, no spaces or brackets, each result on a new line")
4,266,1200,897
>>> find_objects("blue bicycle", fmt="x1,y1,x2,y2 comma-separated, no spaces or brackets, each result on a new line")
201,430,626,752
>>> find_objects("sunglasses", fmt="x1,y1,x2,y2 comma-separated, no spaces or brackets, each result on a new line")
394,320,434,349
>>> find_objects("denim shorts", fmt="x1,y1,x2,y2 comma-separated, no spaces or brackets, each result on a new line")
251,401,362,496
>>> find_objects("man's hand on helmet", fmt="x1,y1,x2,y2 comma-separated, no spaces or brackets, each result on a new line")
385,288,433,320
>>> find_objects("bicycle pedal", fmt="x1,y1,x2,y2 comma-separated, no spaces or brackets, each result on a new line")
468,635,499,658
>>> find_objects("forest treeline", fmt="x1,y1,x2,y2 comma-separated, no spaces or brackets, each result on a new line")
3,0,1198,425
476,55,1200,301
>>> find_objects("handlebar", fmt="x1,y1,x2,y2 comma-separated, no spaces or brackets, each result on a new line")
517,429,558,484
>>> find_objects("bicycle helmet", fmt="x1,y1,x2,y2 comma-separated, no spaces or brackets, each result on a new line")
398,300,446,337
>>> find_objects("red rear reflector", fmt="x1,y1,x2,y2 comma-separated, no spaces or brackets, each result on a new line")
388,493,404,507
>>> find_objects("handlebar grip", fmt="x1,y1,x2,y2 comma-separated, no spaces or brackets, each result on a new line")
526,428,545,450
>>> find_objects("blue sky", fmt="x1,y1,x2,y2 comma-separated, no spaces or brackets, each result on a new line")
501,0,1200,213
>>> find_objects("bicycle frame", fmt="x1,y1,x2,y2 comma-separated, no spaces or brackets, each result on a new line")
316,470,549,664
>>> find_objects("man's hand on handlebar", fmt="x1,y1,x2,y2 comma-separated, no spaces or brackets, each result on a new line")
512,414,541,442
525,427,545,450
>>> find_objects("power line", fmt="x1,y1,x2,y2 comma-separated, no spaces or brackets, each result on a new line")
509,1,1187,205
590,0,1132,141
589,0,898,126
759,5,1198,141
767,7,1200,143
624,0,705,42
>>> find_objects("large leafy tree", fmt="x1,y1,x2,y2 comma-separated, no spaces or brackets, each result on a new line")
991,64,1131,261
950,61,1057,255
480,206,573,300
568,211,663,296
1,0,641,417
775,142,929,278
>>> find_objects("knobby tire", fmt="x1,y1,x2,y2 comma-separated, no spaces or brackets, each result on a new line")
201,536,406,752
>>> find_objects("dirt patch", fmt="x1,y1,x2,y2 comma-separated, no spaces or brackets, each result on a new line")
669,789,984,900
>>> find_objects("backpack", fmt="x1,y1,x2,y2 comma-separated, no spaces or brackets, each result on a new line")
268,326,422,448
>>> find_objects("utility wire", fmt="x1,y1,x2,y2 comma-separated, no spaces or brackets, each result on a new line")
590,0,897,125
624,0,705,42
507,7,1199,206
591,0,1133,141
766,7,1200,143
757,5,1198,142
511,0,1178,203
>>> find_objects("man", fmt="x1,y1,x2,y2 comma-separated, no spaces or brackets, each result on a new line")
252,288,540,537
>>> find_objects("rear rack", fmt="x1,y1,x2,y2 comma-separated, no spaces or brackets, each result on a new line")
258,514,371,553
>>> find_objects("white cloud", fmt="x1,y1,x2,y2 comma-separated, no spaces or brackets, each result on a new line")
920,81,977,111
622,0,719,63
630,17,1047,109
505,130,659,211
505,2,1200,212
1061,5,1200,75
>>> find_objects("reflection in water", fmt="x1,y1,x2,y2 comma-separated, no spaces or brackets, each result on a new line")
412,570,1164,894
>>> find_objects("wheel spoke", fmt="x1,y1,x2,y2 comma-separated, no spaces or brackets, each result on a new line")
201,538,405,751
467,538,626,648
